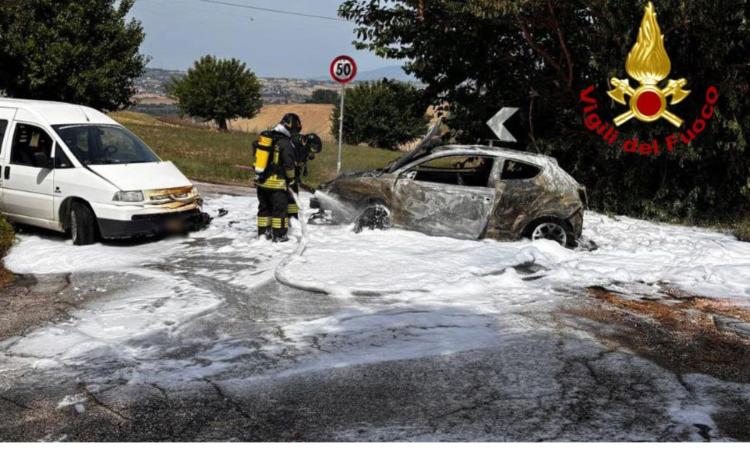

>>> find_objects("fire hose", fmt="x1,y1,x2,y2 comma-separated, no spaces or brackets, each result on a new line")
273,187,433,298
272,188,332,295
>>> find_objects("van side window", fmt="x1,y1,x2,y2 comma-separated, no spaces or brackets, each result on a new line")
501,160,540,180
11,123,54,167
0,120,8,156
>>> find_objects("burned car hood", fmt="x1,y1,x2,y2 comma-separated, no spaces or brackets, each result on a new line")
319,169,385,190
386,120,445,172
335,169,385,179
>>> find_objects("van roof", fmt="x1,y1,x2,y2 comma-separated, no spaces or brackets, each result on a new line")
0,98,118,126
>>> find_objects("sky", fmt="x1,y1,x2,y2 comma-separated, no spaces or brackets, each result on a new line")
128,0,390,78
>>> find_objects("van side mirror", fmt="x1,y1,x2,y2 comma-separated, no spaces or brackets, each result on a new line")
33,151,53,169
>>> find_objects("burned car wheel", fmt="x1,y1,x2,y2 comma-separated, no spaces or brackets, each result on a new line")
527,219,573,247
354,204,391,233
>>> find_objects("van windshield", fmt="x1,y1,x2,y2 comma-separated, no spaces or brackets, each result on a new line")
52,124,160,165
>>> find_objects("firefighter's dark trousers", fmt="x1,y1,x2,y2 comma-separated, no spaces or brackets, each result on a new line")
257,187,289,239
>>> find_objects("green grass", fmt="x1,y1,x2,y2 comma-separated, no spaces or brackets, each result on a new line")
0,215,15,286
110,111,398,188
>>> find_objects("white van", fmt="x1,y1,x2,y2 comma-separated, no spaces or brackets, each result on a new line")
0,98,204,245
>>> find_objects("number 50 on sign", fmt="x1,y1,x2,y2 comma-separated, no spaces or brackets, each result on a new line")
330,55,357,84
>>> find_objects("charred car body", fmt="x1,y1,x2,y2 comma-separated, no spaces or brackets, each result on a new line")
311,144,587,247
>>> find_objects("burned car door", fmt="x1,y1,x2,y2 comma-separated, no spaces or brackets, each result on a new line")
488,158,545,240
391,154,497,239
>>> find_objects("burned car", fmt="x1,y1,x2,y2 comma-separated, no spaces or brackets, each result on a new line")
311,145,587,247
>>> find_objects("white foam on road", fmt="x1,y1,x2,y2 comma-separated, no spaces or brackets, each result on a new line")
281,210,750,302
7,194,750,303
1,195,296,366
3,194,750,370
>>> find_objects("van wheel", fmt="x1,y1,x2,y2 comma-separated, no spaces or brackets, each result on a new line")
70,203,97,246
525,218,574,248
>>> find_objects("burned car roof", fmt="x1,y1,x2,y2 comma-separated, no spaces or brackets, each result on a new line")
421,145,557,166
386,143,560,173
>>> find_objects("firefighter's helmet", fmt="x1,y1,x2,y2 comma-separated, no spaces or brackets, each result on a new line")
281,113,302,135
304,133,323,154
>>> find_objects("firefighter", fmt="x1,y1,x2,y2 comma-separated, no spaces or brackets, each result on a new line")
254,113,301,242
287,133,323,220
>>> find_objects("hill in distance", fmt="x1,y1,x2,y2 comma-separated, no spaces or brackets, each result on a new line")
354,65,417,82
314,65,417,83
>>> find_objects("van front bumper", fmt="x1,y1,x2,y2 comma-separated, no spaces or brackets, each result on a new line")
97,207,209,239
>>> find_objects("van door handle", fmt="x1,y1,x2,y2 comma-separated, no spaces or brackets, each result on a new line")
3,166,9,180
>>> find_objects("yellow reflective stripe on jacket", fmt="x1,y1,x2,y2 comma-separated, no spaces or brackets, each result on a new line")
258,175,286,190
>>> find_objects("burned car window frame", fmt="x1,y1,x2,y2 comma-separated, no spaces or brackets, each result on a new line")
396,152,499,190
500,158,542,181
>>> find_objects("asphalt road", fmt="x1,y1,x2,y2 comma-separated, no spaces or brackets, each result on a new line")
1,187,749,442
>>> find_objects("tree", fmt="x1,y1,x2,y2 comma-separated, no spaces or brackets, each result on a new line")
167,56,263,131
340,0,750,223
0,0,146,110
332,80,428,150
306,89,340,104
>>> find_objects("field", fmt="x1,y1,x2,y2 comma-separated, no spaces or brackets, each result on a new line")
110,111,397,187
229,104,336,142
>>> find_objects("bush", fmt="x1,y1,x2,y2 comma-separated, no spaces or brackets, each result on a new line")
167,56,263,131
0,216,13,255
735,217,750,242
332,79,428,150
306,89,340,105
0,215,14,284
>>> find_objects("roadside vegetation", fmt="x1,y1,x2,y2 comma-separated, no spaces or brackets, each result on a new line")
333,79,428,150
0,0,145,110
0,215,15,286
305,89,340,105
110,111,397,188
167,55,263,131
735,217,750,242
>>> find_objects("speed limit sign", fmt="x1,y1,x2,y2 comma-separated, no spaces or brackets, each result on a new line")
330,55,357,174
329,55,357,84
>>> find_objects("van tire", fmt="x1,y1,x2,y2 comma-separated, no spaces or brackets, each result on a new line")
71,202,97,246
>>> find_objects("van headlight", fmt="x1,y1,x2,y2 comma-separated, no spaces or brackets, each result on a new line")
113,191,144,202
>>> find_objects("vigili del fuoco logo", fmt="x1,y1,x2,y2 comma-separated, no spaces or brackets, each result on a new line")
579,2,719,156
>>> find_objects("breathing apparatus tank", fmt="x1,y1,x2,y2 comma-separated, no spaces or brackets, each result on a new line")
253,130,274,175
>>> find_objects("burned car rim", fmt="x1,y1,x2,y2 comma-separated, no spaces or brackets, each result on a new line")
531,222,568,246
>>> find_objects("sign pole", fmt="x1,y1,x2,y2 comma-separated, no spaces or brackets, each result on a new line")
337,84,346,174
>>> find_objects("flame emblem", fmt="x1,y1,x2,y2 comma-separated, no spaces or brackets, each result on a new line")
608,2,690,127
